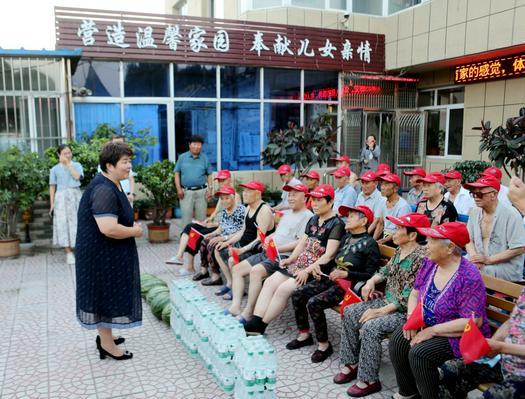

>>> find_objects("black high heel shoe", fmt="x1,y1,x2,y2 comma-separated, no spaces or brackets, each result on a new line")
97,345,133,360
96,335,125,348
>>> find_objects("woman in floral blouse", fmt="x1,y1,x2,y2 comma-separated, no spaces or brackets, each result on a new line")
333,213,429,397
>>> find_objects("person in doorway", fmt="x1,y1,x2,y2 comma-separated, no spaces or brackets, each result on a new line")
374,173,412,246
416,172,458,226
174,135,213,228
403,167,426,209
443,170,474,217
360,135,381,172
464,175,525,282
331,166,358,215
273,164,301,212
49,144,84,265
355,171,385,235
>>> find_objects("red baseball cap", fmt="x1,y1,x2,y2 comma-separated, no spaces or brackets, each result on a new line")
378,173,401,186
482,166,503,181
301,170,320,180
309,184,335,199
239,181,265,193
277,164,292,174
214,169,231,180
417,222,470,248
403,168,426,178
421,172,446,185
283,182,309,194
330,166,351,178
376,163,391,176
444,170,462,180
463,175,501,192
214,185,236,197
331,155,351,164
339,205,374,225
386,213,430,229
359,171,378,182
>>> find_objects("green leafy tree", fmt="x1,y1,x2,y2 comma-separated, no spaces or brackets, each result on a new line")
44,121,157,187
134,160,178,226
261,114,338,174
0,147,48,239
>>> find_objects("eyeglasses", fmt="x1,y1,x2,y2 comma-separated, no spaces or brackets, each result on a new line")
470,191,496,199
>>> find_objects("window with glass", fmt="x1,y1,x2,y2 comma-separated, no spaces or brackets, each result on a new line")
264,68,301,100
304,70,339,101
174,64,216,98
221,102,260,170
388,0,421,14
353,0,383,15
74,103,121,140
221,66,259,99
124,63,169,97
175,102,217,169
420,87,464,157
291,0,325,8
263,102,300,145
72,60,120,97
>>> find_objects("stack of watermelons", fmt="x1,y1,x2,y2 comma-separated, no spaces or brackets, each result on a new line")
140,273,172,325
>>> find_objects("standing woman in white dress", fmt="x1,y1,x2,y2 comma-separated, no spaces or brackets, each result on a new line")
49,144,83,264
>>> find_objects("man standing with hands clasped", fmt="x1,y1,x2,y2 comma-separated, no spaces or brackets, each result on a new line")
175,135,214,228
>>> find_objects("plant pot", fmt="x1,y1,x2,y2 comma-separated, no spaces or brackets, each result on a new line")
143,208,156,221
0,238,21,258
147,223,170,243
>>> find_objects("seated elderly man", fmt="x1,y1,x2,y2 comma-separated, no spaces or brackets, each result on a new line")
443,170,474,216
374,173,412,246
403,167,426,209
355,171,385,235
273,164,301,212
331,166,357,216
482,166,513,208
464,175,525,282
331,154,358,187
227,182,313,320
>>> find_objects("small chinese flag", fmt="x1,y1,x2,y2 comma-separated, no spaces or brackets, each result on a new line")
460,317,490,364
274,210,284,218
403,302,426,331
187,227,202,251
229,246,241,265
257,227,266,245
336,279,361,317
265,238,279,262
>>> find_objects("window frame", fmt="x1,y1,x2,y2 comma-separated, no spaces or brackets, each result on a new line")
418,85,464,160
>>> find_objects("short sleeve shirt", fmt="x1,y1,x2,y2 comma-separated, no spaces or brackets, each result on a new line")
467,202,525,281
444,187,475,216
380,197,412,235
174,151,212,187
406,188,424,209
49,162,83,191
416,197,458,226
355,189,386,218
304,215,345,248
273,208,313,250
218,204,246,236
280,177,302,206
333,184,358,214
502,287,525,377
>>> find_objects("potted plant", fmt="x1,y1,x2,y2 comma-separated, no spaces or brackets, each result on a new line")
0,147,48,257
135,160,178,243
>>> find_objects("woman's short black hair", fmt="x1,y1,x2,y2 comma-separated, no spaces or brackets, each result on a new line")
406,226,427,245
57,144,71,155
189,135,204,144
99,142,133,172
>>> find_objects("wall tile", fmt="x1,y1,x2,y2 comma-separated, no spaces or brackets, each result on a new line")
412,33,429,65
354,14,370,32
428,28,446,61
513,6,525,45
384,14,399,43
398,8,414,39
490,0,516,14
369,17,387,35
482,105,505,132
247,9,269,22
488,10,514,49
504,77,525,104
304,9,323,28
287,7,305,26
447,0,468,26
321,11,340,29
465,17,489,54
484,80,506,106
266,8,286,24
445,23,466,58
413,3,431,35
463,107,487,136
430,0,448,31
464,83,486,107
397,37,413,68
467,0,491,20
385,41,398,70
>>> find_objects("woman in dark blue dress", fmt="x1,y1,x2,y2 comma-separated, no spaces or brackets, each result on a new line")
75,142,143,360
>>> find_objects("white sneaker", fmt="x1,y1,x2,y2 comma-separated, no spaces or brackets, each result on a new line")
177,268,193,276
66,252,75,265
165,256,184,265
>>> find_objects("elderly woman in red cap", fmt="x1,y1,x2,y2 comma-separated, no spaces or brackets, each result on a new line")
416,172,458,227
389,222,490,399
244,184,345,336
286,205,380,364
333,213,429,397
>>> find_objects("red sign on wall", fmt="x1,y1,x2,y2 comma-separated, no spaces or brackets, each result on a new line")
454,54,525,84
55,7,385,73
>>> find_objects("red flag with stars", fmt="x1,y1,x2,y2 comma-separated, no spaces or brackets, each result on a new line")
460,316,490,364
265,238,279,262
187,227,202,251
403,302,426,331
229,246,240,264
336,279,361,317
257,227,266,245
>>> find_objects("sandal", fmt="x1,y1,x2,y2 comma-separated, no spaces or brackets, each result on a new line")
222,291,233,300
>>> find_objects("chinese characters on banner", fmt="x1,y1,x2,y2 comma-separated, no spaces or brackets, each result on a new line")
77,19,374,63
454,54,525,84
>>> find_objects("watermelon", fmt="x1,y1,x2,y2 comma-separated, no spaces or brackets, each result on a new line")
161,303,172,325
150,292,170,319
146,285,169,304
141,277,167,298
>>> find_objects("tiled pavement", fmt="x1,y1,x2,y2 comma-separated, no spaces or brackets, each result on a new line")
0,224,482,398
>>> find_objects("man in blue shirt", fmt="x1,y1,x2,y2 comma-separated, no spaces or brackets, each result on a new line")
175,135,213,227
331,166,357,216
